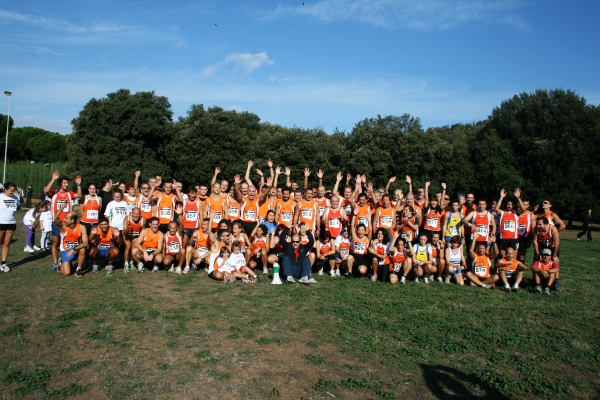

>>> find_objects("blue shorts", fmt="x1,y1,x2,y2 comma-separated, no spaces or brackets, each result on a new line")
61,249,78,263
52,221,61,237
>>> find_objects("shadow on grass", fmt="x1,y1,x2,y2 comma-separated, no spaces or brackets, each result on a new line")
10,252,51,268
420,364,508,400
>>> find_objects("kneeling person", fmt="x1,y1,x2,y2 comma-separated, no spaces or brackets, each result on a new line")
496,245,527,292
132,217,164,272
532,248,559,295
88,216,123,274
55,202,88,277
164,221,184,274
465,232,499,288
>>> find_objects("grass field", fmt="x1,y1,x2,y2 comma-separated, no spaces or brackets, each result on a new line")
1,210,599,399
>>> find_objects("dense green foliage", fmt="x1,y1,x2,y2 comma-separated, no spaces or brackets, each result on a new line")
63,88,600,219
0,124,66,163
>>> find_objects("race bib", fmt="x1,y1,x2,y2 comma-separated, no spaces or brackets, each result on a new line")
503,220,515,231
86,210,98,220
302,209,313,219
358,216,369,227
474,265,487,275
56,200,69,212
3,199,17,210
518,224,526,235
353,242,365,253
401,232,413,242
449,226,459,236
185,210,197,221
66,241,78,249
427,216,438,228
343,205,352,215
244,209,256,220
98,244,110,251
228,206,238,217
160,207,172,218
476,225,488,236
319,206,325,217
127,202,136,213
129,230,140,238
381,216,393,226
197,246,208,256
394,263,402,272
339,248,349,257
281,211,292,222
212,211,221,223
140,200,151,212
168,241,180,253
115,207,127,216
329,218,340,228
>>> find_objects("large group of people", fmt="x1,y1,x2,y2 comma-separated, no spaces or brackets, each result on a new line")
0,159,577,295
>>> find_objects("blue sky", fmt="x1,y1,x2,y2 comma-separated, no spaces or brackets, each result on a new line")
1,0,599,134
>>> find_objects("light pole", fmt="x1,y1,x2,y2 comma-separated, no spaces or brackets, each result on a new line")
3,91,12,184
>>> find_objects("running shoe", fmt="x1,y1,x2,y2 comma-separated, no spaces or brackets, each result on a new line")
544,287,551,296
263,267,268,274
168,266,175,273
75,268,84,278
330,270,336,278
92,265,99,273
423,277,429,284
183,266,190,275
482,284,491,289
371,274,377,282
123,265,130,273
106,265,114,275
152,265,160,272
534,285,542,293
318,268,324,276
33,246,41,251
175,267,182,274
299,276,309,284
286,276,295,284
335,269,341,276
400,276,406,284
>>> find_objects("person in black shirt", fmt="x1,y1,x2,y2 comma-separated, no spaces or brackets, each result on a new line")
98,178,114,216
577,209,593,242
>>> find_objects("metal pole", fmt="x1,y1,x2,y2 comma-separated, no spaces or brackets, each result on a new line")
3,91,12,184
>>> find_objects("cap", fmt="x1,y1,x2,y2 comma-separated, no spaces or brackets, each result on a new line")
540,248,552,256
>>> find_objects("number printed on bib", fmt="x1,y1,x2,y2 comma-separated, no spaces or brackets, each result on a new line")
168,241,179,253
57,200,69,212
302,209,313,219
98,244,110,251
86,210,98,220
358,216,369,227
354,242,365,253
504,220,515,231
160,207,172,218
450,226,459,236
245,210,256,220
427,217,438,228
319,206,325,217
474,265,487,275
394,263,402,272
140,201,151,212
197,246,209,256
212,212,221,223
381,216,393,226
228,206,238,217
115,207,127,216
281,212,292,222
185,210,197,220
4,199,17,210
401,232,413,242
329,218,340,228
476,225,488,236
66,241,78,249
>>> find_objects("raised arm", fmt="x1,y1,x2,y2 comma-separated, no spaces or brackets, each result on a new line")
256,169,265,191
424,181,430,208
74,175,82,199
257,178,271,206
44,170,60,194
245,160,254,187
332,172,343,196
172,179,184,203
513,188,526,212
285,167,291,187
267,159,274,182
496,189,506,214
405,175,413,194
273,166,281,189
134,170,141,195
303,168,311,191
385,176,396,194
233,175,244,203
316,169,324,187
211,167,221,188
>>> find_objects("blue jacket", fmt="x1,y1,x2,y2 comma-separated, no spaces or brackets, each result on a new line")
280,227,314,265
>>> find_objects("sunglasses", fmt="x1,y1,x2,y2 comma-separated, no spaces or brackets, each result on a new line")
542,201,550,205
292,241,300,244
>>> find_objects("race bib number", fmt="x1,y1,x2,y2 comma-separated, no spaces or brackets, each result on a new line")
160,207,172,218
353,242,365,253
381,216,393,227
319,206,325,217
302,209,313,219
168,241,180,253
339,248,349,257
3,199,17,210
427,217,438,228
343,205,352,215
86,210,98,220
474,265,487,275
185,210,197,221
503,220,515,232
329,218,340,228
244,209,256,221
140,200,151,212
394,263,402,272
358,216,369,227
197,246,208,256
476,225,488,236
66,241,78,249
401,232,413,242
518,224,527,235
212,212,221,223
449,226,459,236
56,200,69,212
127,202,136,213
115,207,127,216
98,244,110,251
228,206,238,217
281,211,292,222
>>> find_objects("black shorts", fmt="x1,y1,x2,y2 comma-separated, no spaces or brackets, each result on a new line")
183,228,195,238
351,254,371,276
517,237,528,258
158,224,169,234
0,223,17,232
249,256,263,269
498,239,519,252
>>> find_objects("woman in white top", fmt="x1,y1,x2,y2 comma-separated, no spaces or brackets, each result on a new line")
445,235,466,285
0,182,21,271
22,201,47,252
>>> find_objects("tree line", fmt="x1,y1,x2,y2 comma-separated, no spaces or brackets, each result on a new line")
0,115,67,163
30,87,600,222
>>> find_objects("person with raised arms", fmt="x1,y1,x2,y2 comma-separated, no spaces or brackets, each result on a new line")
460,192,477,251
314,169,331,219
495,188,525,259
124,171,142,214
132,216,164,273
516,196,534,263
210,167,230,199
151,179,183,234
349,223,370,278
122,207,144,272
0,182,21,271
374,193,396,239
462,198,496,266
275,186,296,228
79,182,101,236
185,218,211,272
206,180,227,232
397,205,420,243
388,233,413,285
53,202,88,278
136,179,156,222
44,171,83,271
233,172,270,234
465,231,499,289
181,186,202,249
294,169,320,235
496,245,527,292
88,216,123,275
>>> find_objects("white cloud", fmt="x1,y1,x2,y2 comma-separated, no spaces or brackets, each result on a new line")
0,9,132,34
203,52,274,76
262,0,527,30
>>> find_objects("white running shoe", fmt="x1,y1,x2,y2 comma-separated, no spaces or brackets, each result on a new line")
152,265,160,272
168,266,175,273
299,276,309,284
318,268,324,276
175,267,182,274
444,277,450,284
371,274,377,282
437,276,443,283
263,267,268,274
534,285,542,293
137,263,145,273
286,276,295,283
33,246,41,251
92,265,99,273
106,265,114,275
308,278,318,283
335,269,341,276
1,264,10,272
414,277,419,283
423,277,429,284
330,270,336,277
482,284,491,289
400,276,406,284
24,246,34,253
183,266,190,274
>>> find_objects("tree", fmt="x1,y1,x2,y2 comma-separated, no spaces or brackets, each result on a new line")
66,89,174,185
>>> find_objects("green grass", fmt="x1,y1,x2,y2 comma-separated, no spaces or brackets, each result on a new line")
1,209,599,398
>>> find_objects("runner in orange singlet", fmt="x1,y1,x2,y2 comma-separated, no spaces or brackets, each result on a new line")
122,207,145,272
132,217,164,273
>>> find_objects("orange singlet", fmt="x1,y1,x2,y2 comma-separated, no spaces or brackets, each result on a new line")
59,223,81,251
206,195,226,229
157,193,175,225
241,197,259,223
352,236,369,255
299,199,318,230
258,199,273,223
278,199,295,228
96,228,114,251
80,195,100,224
137,195,154,220
182,198,201,230
378,207,394,231
472,254,491,278
325,208,343,238
127,216,143,239
315,197,329,218
165,232,183,255
227,196,241,221
354,204,371,234
142,230,160,251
